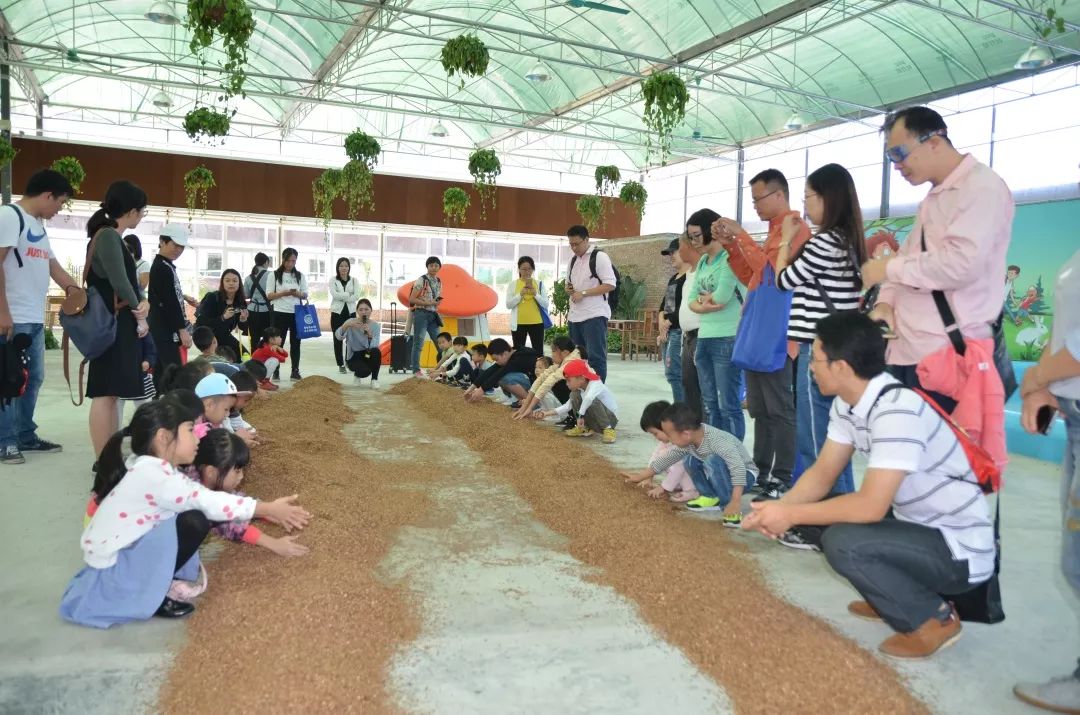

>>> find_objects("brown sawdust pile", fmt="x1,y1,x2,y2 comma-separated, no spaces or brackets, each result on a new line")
390,379,929,715
158,377,425,714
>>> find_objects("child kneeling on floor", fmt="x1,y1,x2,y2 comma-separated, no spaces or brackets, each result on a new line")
59,399,312,628
195,373,247,431
251,327,288,391
535,359,618,444
620,401,699,503
223,370,260,445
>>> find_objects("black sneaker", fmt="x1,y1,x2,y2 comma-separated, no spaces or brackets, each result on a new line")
509,401,522,409
21,438,62,453
778,527,822,552
560,415,577,431
748,481,767,496
1,445,25,465
290,371,302,381
273,368,281,380
752,480,788,502
154,597,195,619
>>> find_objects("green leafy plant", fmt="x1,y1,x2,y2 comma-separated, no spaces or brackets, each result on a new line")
312,168,344,228
576,194,605,234
50,156,85,208
613,274,646,320
440,34,489,87
44,327,60,350
0,138,17,169
468,149,501,219
544,324,569,345
594,165,621,196
1038,2,1068,37
183,107,232,143
344,131,381,169
619,180,647,222
183,165,216,219
340,159,375,221
641,72,689,166
186,0,256,99
551,278,570,323
443,187,470,226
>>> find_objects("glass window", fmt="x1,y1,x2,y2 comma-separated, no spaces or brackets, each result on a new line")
445,237,471,258
333,232,378,252
228,225,269,245
385,235,426,254
308,258,327,280
283,229,324,249
518,243,556,264
476,240,515,261
188,223,224,244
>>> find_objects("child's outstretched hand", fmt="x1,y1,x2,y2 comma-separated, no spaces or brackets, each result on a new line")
267,495,312,532
647,485,668,499
266,535,310,558
620,469,652,484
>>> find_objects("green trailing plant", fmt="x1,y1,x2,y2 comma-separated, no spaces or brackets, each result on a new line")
344,131,381,169
50,156,85,208
1038,1,1068,37
0,138,17,169
594,165,621,196
442,187,470,226
641,72,690,166
440,34,489,87
186,0,256,99
613,274,646,320
183,165,216,219
183,107,232,143
619,180,647,223
576,194,605,234
340,159,375,221
312,168,344,228
551,278,570,323
467,149,501,219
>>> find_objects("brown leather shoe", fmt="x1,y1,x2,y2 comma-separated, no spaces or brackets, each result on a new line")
879,608,962,659
847,600,882,621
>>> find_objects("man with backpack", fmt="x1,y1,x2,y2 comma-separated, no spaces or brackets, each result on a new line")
0,170,80,465
743,312,996,659
565,225,618,382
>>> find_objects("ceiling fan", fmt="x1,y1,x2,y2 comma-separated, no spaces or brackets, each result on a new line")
527,0,630,15
53,0,114,69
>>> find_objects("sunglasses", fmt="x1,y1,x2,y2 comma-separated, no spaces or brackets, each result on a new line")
885,129,946,164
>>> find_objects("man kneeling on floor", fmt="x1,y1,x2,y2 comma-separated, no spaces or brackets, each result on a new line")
742,312,995,659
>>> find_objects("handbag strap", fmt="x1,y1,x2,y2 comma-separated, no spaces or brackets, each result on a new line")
918,225,967,357
61,333,87,407
812,278,838,314
84,228,124,314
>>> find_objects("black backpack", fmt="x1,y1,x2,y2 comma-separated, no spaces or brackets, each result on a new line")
3,204,26,268
0,333,31,411
570,249,622,314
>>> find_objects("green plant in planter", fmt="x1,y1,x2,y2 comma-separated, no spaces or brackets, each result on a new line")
443,187,470,226
344,131,381,170
183,107,232,143
183,165,216,219
550,278,569,323
576,194,605,234
0,138,17,169
594,165,621,196
340,160,375,221
440,34,489,87
641,72,689,166
468,149,501,219
50,156,85,208
1037,2,1068,37
312,168,344,229
619,180,647,222
186,0,256,99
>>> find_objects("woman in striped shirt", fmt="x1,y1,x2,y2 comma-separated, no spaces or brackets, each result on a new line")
776,163,867,495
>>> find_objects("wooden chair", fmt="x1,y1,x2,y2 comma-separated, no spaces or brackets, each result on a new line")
628,309,661,361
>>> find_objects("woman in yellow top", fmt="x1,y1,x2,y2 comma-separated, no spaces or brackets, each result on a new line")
504,256,550,351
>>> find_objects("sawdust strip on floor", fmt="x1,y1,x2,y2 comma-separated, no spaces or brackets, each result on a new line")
158,378,429,714
390,379,929,715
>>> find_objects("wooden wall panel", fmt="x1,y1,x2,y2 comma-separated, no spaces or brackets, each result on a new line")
10,138,641,237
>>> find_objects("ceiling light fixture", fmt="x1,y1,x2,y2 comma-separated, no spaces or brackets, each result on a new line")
430,122,448,138
525,62,551,83
145,1,181,25
784,110,806,131
1014,44,1053,70
152,90,173,109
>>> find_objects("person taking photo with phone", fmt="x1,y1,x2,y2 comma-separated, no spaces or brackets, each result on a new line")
335,298,382,388
196,268,249,361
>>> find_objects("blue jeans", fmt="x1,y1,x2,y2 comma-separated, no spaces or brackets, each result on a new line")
498,371,531,395
409,309,441,373
684,453,754,506
695,336,745,439
796,343,854,494
1060,398,1080,596
568,316,608,382
0,323,45,449
664,328,685,403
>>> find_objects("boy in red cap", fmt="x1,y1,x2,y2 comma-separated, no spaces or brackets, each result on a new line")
535,359,618,443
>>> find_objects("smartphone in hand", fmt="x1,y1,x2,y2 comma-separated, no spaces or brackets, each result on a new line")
1036,404,1056,435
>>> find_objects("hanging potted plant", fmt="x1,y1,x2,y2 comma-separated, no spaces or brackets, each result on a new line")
50,156,86,208
576,195,605,234
183,165,216,219
440,34,489,87
0,138,17,169
344,130,381,170
312,168,344,229
340,160,375,221
594,165,620,196
183,106,232,143
641,72,689,166
186,0,257,99
468,148,501,219
619,180,647,223
443,187,470,226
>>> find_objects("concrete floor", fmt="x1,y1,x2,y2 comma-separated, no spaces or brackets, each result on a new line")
1,335,1076,714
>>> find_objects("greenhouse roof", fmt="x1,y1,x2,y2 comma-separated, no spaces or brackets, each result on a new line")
1,0,1078,174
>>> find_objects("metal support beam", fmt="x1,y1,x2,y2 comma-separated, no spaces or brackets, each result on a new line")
902,0,1080,56
880,134,890,218
735,148,746,225
1,51,10,205
0,10,45,109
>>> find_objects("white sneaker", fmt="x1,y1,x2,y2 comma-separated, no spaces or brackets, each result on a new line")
370,379,380,389
353,376,364,386
1014,663,1080,713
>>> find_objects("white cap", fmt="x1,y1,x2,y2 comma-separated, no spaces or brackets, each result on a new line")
160,223,189,247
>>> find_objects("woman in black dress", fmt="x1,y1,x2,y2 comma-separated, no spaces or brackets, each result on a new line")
196,268,249,361
85,181,150,458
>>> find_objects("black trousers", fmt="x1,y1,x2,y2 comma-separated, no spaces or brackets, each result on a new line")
681,329,704,419
246,311,271,353
512,323,545,352
346,349,382,379
272,310,302,373
151,328,182,394
174,510,210,572
330,305,354,367
551,378,571,405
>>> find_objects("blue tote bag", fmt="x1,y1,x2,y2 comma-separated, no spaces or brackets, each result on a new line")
294,300,322,340
731,264,792,373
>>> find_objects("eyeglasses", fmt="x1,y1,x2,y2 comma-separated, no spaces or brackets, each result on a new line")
686,229,704,240
751,189,779,205
885,129,946,164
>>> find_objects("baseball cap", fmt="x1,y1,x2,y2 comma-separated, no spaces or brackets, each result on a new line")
562,359,600,381
195,373,248,399
160,223,189,247
660,237,680,255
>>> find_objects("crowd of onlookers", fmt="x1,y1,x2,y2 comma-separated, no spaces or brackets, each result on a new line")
0,104,1076,711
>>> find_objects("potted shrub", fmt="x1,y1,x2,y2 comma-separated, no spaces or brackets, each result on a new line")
183,165,216,219
183,106,232,143
641,72,689,166
186,0,256,99
467,149,501,219
50,156,85,208
340,160,375,221
619,180,647,222
441,34,490,87
0,137,17,169
576,194,605,234
594,165,620,196
312,168,344,229
344,130,381,169
443,187,470,226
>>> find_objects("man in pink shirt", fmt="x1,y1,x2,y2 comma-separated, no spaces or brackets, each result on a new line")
861,106,1013,408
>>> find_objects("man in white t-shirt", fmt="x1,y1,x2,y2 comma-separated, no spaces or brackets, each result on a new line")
0,170,80,465
743,311,994,660
566,225,616,382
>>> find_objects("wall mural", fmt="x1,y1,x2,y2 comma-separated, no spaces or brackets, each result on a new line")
863,198,1079,362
